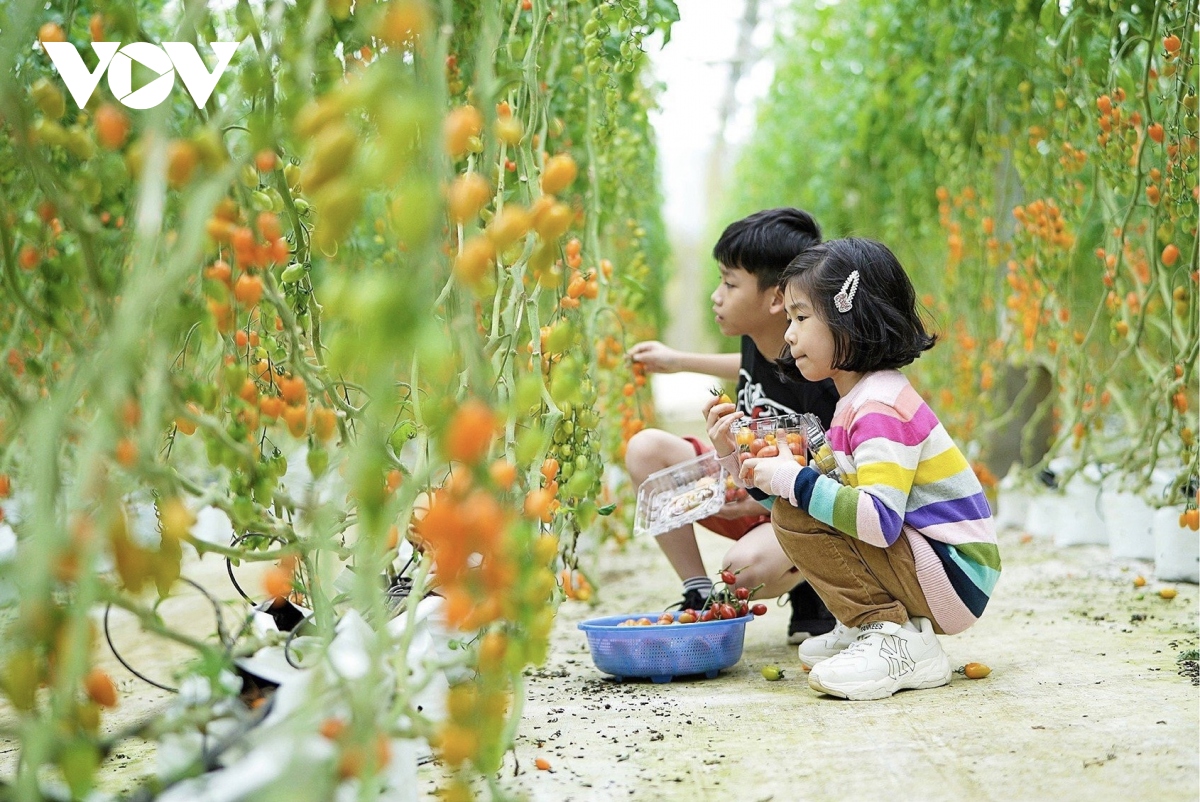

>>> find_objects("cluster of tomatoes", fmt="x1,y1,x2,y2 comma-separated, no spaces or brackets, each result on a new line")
617,570,769,627
406,399,572,779
445,104,580,291
614,362,648,461
1178,507,1199,532
735,424,806,463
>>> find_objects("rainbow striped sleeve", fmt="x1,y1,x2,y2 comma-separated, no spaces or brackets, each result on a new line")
793,400,927,546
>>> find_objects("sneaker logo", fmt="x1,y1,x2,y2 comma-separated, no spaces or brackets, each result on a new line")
861,622,886,632
879,637,916,680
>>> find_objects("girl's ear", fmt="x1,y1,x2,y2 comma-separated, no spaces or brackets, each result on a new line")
768,287,785,314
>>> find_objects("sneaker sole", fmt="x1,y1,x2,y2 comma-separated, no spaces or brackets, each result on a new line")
808,656,952,701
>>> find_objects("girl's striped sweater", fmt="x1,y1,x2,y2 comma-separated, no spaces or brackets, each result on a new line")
769,370,1001,634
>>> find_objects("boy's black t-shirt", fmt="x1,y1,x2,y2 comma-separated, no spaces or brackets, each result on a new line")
735,335,838,428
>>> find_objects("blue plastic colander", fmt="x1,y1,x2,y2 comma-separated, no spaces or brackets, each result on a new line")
578,611,750,683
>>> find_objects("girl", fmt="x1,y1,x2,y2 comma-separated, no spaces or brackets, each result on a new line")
720,238,1001,701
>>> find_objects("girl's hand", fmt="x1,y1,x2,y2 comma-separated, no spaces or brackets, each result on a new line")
703,395,742,457
740,453,797,492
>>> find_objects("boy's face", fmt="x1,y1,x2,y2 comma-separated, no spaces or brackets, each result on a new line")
711,264,783,337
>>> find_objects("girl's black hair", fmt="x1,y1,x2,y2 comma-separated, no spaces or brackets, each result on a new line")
774,238,937,376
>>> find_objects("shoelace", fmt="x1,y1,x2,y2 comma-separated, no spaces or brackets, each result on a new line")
838,630,884,658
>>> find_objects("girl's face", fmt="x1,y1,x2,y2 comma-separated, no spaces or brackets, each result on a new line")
782,284,837,382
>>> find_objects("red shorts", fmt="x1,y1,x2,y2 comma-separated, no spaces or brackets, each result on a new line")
682,436,772,541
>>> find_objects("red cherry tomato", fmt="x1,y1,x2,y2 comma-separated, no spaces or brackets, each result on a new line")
720,570,737,586
700,609,715,622
751,603,768,616
734,587,750,601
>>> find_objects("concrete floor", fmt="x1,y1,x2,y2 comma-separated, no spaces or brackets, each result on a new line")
476,528,1198,802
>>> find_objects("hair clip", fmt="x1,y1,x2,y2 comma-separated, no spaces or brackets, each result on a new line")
834,270,860,313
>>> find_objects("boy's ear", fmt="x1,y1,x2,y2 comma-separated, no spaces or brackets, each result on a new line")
767,287,785,314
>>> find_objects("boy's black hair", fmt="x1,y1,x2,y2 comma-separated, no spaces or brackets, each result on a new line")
776,238,937,374
712,208,822,291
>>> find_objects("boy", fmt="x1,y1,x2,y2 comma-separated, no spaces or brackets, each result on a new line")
625,208,839,643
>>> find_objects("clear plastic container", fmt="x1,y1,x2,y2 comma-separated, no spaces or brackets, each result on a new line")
777,415,807,463
732,415,807,463
633,452,726,538
798,413,842,481
732,416,779,456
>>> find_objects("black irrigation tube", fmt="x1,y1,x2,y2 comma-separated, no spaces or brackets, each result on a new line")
225,531,287,604
282,610,318,670
103,577,231,693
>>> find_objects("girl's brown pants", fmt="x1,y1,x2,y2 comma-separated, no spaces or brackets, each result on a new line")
771,498,945,634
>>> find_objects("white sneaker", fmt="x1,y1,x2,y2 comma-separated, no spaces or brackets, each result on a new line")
807,617,951,700
797,621,860,671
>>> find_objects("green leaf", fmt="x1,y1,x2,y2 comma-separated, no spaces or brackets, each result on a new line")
651,0,681,44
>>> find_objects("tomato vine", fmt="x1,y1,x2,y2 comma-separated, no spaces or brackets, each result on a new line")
0,0,674,797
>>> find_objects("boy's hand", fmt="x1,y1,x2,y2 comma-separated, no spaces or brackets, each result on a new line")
704,395,742,457
627,341,682,373
740,453,797,492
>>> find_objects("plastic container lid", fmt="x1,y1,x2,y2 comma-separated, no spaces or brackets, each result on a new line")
633,452,726,538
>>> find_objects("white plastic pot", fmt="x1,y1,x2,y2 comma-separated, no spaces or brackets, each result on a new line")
1056,461,1108,547
1100,490,1156,560
1154,507,1200,584
1024,490,1061,540
995,476,1031,532
1102,467,1179,561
